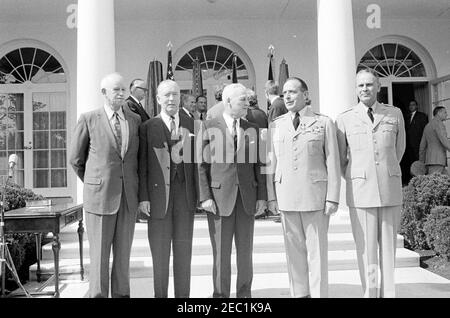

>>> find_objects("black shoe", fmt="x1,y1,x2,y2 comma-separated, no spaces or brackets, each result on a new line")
255,211,268,220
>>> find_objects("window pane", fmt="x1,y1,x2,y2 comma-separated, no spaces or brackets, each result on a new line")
51,169,67,187
33,169,49,188
33,131,49,149
51,150,66,168
51,131,66,149
33,112,49,130
33,150,49,168
50,112,66,129
14,112,24,130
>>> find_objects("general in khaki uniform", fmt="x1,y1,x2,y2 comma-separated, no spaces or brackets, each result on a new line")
267,78,341,298
336,69,406,298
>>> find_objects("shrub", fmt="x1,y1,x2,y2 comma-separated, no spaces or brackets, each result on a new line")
400,174,450,249
1,181,44,292
423,206,450,260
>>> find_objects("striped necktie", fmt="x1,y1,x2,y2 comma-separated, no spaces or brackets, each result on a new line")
113,112,122,152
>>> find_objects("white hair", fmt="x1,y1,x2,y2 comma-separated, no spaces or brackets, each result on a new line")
222,83,247,104
100,72,124,90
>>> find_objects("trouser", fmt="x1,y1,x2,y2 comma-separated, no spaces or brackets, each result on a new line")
280,210,330,298
349,206,401,298
207,192,254,298
86,193,137,298
148,179,194,298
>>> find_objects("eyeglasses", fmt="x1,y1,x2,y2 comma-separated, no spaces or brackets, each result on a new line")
136,87,148,91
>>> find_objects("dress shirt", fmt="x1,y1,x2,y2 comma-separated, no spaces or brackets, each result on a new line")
104,104,129,158
222,112,241,146
160,110,180,136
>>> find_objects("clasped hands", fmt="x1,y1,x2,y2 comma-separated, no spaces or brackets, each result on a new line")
138,201,151,216
200,199,267,216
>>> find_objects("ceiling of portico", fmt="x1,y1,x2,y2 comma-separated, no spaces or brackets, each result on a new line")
0,0,449,23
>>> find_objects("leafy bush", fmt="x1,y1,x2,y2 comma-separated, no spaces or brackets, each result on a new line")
423,206,450,261
1,181,44,291
400,174,450,249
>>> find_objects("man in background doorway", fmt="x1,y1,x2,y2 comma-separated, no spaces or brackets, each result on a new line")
419,106,450,175
401,99,428,184
195,95,208,120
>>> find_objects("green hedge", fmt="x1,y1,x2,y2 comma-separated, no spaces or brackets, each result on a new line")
2,181,44,292
400,173,450,249
423,206,450,261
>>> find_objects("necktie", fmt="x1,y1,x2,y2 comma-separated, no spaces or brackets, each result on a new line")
200,113,204,121
367,107,374,123
293,112,300,130
232,119,238,152
113,112,122,152
170,116,177,140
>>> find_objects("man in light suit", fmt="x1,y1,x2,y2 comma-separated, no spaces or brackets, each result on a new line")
198,83,267,298
419,106,450,175
138,80,197,298
266,77,340,298
70,72,141,298
336,68,406,298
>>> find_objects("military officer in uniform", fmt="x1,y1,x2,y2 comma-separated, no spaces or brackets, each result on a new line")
266,77,341,298
336,68,406,298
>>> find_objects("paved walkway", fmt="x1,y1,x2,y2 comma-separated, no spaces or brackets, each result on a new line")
15,211,450,298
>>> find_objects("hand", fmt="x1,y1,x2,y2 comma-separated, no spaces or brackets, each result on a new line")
260,128,268,142
324,201,338,216
138,201,151,216
267,200,280,215
255,200,267,216
201,199,217,215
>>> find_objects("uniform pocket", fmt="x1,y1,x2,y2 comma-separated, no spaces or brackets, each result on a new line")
84,177,101,185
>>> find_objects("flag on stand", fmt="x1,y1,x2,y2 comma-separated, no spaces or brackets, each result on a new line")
166,41,174,80
146,59,163,116
278,58,289,95
192,56,203,98
231,53,238,83
267,45,275,109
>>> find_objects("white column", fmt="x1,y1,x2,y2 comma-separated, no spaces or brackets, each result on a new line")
317,0,357,119
76,0,116,203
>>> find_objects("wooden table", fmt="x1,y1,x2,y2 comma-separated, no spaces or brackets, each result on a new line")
3,203,84,298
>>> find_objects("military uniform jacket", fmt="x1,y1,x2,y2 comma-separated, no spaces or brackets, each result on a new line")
267,106,341,212
336,102,406,208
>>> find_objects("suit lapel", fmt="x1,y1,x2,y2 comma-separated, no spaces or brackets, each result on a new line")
99,108,122,157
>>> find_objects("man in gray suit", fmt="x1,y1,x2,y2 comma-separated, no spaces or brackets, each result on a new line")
266,77,341,298
70,72,141,298
336,68,406,298
419,106,450,174
198,83,267,298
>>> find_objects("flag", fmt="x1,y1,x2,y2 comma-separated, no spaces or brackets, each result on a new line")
231,53,238,83
192,56,203,98
268,53,274,81
146,59,163,116
166,41,174,80
278,58,289,95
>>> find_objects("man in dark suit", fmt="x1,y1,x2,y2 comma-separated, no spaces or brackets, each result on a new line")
125,78,150,122
198,83,267,298
180,93,196,119
70,72,141,298
195,95,208,120
266,80,287,122
401,100,428,184
138,80,197,298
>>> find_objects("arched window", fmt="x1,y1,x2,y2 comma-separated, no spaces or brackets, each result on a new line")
176,44,249,81
0,44,69,196
0,47,66,84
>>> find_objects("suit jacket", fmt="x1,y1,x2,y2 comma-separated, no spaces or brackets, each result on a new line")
206,102,224,120
405,111,428,161
336,102,406,208
138,113,197,219
246,106,268,129
125,96,150,122
267,107,340,211
419,117,450,166
198,116,267,216
69,106,141,215
267,97,287,122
